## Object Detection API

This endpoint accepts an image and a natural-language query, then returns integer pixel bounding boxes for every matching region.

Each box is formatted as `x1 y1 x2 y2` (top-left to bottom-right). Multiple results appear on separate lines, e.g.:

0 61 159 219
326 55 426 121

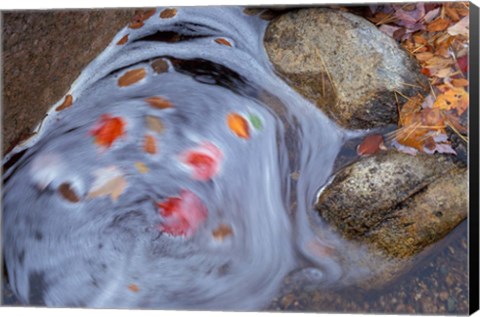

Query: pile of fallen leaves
364 2 469 155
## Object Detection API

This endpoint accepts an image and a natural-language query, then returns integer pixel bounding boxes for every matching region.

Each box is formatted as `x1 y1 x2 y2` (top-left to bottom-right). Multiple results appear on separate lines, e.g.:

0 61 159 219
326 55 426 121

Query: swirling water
2 7 371 310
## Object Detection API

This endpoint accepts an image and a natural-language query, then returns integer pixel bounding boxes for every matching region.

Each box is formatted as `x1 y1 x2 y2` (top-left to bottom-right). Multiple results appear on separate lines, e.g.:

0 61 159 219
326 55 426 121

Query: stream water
3 6 389 310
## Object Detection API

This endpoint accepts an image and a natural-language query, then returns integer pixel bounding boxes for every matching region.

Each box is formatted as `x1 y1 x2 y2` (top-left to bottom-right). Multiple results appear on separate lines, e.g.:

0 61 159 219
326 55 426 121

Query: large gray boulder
264 8 429 129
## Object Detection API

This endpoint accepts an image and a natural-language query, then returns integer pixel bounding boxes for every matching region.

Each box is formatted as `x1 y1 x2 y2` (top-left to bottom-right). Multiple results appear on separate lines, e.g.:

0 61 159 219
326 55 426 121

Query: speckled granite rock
264 8 429 129
315 151 467 259
2 9 138 154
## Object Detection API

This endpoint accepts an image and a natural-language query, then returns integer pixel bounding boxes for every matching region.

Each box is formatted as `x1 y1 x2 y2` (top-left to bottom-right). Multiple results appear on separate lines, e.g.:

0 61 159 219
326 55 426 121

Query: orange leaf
433 87 469 115
421 108 445 128
58 183 80 203
145 96 172 109
451 78 469 87
116 34 129 45
118 68 146 87
160 8 177 19
128 284 139 292
144 134 157 154
215 38 232 47
55 94 73 111
427 18 451 32
91 115 125 148
415 52 434 62
134 162 149 174
227 113 250 139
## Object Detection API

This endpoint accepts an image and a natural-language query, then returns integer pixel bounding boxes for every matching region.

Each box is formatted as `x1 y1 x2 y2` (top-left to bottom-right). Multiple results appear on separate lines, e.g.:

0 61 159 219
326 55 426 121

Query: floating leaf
87 166 127 202
128 9 156 29
157 189 207 237
58 183 80 203
134 162 149 174
212 224 233 241
128 284 139 293
116 34 129 45
56 94 73 111
249 113 263 130
144 134 157 154
227 113 250 139
145 96 172 109
151 59 169 74
180 142 223 181
118 68 146 87
90 114 126 148
160 8 177 19
357 134 385 156
214 38 232 47
145 115 165 134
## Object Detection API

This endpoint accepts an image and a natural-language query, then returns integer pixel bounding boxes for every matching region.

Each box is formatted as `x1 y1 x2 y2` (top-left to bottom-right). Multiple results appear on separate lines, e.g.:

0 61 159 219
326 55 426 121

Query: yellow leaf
87 166 127 202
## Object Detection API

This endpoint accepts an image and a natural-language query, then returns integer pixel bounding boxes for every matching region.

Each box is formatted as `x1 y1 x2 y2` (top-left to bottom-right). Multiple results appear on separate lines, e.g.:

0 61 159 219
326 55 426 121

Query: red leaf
90 114 126 148
157 190 208 237
456 55 468 74
180 142 223 181
357 134 385 156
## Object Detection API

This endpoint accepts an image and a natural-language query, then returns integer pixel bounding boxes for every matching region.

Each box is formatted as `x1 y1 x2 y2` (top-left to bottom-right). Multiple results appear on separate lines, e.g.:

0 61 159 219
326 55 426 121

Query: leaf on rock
90 114 126 148
87 166 127 202
118 68 147 87
227 113 250 139
427 18 450 32
433 87 469 115
447 16 469 36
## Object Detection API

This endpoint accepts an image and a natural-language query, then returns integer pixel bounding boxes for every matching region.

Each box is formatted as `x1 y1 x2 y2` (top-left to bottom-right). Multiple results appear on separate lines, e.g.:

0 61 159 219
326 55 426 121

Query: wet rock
264 8 428 129
2 9 137 154
315 151 467 259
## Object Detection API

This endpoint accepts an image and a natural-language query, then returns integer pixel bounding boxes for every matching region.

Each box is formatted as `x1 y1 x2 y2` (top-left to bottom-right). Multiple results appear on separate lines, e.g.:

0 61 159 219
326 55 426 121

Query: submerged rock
315 150 467 259
264 8 428 129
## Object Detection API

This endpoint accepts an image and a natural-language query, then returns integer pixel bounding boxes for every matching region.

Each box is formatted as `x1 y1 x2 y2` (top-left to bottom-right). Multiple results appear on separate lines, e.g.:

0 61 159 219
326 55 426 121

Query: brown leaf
214 38 232 47
55 94 73 111
151 59 169 74
160 8 177 19
128 284 139 293
427 18 450 32
145 96 172 109
58 183 80 203
142 9 156 21
445 5 460 22
128 20 144 29
144 135 157 154
212 224 233 241
145 115 165 134
116 34 129 45
118 68 146 87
